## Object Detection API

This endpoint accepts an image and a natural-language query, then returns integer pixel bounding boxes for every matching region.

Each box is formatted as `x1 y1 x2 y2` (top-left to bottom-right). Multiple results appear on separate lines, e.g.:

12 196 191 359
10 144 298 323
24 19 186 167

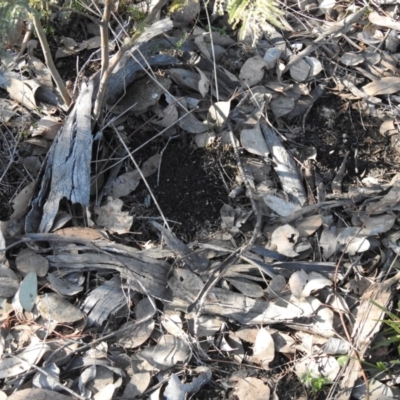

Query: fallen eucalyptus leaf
263 194 300 217
0 341 50 379
369 11 400 31
209 100 230 126
337 227 370 255
240 121 269 156
33 363 62 391
110 154 160 198
123 372 151 398
363 77 400 96
271 224 299 257
239 56 266 87
7 389 71 400
290 59 310 82
18 272 37 312
195 67 210 98
234 377 270 400
305 56 323 77
271 95 295 118
341 52 365 66
16 248 49 277
31 116 62 140
250 328 275 369
164 367 211 400
94 197 133 234
138 334 191 370
37 293 84 323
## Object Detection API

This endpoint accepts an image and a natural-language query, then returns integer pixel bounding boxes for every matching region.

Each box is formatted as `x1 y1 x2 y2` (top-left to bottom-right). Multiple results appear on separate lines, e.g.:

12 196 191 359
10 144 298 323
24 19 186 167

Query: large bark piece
26 81 94 233
261 122 307 206
46 250 172 301
105 54 179 106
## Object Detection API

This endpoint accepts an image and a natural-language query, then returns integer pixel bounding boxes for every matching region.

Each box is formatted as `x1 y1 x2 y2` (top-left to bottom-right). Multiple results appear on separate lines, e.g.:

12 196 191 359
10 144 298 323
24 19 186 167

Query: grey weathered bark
261 121 307 206
26 80 94 233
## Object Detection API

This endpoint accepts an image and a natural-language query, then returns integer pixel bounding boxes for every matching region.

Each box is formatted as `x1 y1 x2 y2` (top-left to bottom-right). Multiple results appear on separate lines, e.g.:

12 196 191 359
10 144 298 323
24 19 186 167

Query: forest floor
2 1 400 399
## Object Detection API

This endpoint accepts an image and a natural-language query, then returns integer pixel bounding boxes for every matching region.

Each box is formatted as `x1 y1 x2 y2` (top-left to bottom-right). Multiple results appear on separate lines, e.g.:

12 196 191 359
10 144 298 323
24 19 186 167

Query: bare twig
15 21 33 62
93 0 169 121
99 0 112 82
30 12 71 108
113 126 171 231
203 0 219 101
228 121 261 248
331 151 350 195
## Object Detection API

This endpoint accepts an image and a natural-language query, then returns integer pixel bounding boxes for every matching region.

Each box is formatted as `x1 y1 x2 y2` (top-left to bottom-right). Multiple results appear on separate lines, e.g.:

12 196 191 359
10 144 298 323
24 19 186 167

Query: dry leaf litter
2 0 400 399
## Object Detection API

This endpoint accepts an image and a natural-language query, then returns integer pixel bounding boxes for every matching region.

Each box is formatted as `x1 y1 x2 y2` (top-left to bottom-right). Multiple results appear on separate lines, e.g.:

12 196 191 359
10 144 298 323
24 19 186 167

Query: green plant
70 0 87 12
175 32 188 50
375 361 389 372
0 0 28 50
206 24 228 36
127 5 147 21
372 300 400 354
217 0 284 43
301 372 331 396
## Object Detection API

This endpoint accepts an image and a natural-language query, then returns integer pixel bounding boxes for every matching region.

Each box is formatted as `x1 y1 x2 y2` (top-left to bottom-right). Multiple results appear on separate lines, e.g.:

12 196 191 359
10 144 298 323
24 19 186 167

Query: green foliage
223 0 283 43
206 24 228 36
375 361 389 372
371 300 400 354
70 0 87 12
0 0 29 50
300 372 331 396
175 32 188 49
119 0 148 21
0 0 57 52
126 6 146 21
337 355 350 367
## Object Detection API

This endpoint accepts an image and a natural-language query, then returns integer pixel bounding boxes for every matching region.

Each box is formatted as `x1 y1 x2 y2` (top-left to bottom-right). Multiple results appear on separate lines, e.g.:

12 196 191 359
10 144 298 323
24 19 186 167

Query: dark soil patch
129 140 233 243
302 95 399 184
275 371 309 400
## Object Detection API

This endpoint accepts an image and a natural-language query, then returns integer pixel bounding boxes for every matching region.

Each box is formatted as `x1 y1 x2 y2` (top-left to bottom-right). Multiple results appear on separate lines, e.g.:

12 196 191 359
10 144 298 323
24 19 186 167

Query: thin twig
228 121 261 248
9 353 86 400
93 0 169 121
30 12 71 108
99 0 112 82
203 0 219 101
113 126 171 231
14 21 33 62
